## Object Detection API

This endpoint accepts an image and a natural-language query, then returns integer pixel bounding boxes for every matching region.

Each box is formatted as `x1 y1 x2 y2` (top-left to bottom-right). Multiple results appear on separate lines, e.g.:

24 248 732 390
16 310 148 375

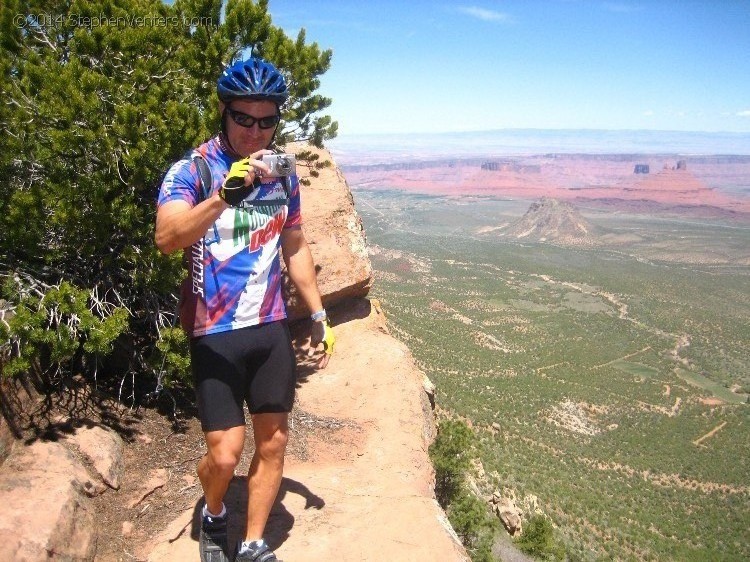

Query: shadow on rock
292 297 372 383
190 476 325 552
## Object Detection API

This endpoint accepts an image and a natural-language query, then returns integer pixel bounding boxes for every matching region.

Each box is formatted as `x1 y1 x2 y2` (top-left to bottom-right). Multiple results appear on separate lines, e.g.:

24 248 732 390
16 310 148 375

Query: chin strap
219 109 243 158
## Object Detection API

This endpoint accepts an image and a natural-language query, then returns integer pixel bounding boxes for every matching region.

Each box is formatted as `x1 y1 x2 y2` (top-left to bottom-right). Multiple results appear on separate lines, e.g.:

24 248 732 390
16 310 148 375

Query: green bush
430 419 474 508
429 420 499 561
448 492 497 562
0 0 336 393
0 281 127 378
514 514 566 561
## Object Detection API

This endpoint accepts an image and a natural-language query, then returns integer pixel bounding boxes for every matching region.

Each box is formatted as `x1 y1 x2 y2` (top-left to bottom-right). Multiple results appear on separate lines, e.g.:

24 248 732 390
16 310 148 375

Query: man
155 57 334 562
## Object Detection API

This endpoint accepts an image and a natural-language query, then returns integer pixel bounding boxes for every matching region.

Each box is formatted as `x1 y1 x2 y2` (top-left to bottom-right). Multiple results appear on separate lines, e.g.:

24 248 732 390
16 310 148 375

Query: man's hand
309 318 335 369
219 158 257 206
219 151 272 206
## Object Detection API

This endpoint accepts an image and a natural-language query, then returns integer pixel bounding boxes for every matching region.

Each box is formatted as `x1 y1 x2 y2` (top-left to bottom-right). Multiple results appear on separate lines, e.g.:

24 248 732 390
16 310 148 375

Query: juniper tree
430 420 474 507
429 420 499 561
0 0 336 397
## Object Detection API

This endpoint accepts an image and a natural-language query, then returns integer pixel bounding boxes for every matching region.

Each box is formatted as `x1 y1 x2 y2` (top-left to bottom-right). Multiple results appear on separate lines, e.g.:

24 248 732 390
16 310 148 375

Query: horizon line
331 127 750 138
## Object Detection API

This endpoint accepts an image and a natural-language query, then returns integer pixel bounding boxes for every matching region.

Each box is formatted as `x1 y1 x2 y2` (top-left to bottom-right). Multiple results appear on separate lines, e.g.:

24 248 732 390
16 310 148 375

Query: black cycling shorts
189 320 296 432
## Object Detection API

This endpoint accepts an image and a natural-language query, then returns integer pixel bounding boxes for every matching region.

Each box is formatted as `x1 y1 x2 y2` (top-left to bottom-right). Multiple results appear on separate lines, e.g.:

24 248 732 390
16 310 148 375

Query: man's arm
280 226 324 314
154 193 228 255
155 151 271 255
281 226 333 368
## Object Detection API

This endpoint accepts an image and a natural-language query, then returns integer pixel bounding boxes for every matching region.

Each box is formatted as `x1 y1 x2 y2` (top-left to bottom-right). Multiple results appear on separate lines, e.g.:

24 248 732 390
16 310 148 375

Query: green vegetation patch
562 291 613 314
675 368 748 405
612 360 661 379
508 299 553 312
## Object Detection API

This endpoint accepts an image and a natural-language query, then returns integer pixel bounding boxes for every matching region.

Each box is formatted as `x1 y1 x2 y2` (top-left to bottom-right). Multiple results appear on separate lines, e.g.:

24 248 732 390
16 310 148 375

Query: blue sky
268 0 750 135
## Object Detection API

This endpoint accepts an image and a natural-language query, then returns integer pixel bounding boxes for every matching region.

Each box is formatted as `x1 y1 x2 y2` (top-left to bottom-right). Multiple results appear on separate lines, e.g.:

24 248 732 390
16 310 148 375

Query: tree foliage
0 0 336 396
430 419 474 508
515 514 566 561
449 493 497 562
429 420 499 561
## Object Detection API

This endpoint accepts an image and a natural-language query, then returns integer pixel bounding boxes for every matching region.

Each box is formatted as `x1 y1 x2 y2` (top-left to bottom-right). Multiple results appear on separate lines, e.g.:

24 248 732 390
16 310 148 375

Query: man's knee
208 446 242 475
204 427 244 476
253 414 289 459
260 427 288 457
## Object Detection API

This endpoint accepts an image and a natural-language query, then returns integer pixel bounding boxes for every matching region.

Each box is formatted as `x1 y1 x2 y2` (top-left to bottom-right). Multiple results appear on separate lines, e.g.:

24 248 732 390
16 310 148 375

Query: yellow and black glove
219 158 261 206
311 318 335 356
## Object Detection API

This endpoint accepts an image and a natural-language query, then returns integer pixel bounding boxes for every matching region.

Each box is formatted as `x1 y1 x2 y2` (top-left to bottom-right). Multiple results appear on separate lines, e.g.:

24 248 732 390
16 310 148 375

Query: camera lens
278 157 291 174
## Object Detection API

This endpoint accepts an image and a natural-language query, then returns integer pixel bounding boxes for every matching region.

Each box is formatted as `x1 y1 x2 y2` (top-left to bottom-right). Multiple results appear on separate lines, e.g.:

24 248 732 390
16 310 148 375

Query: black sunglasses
226 107 280 129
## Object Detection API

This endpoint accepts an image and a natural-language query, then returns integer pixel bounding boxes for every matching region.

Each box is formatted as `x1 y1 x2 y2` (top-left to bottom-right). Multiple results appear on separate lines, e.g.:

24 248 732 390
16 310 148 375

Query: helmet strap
219 108 242 158
268 105 282 151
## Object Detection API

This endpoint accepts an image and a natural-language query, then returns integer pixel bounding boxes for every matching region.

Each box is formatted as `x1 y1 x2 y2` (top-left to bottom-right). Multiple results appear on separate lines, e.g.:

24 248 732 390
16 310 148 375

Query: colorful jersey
157 136 302 337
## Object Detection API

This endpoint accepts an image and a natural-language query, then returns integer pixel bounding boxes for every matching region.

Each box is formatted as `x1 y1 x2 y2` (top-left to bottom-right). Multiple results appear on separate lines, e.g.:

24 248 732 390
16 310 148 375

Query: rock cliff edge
0 146 468 562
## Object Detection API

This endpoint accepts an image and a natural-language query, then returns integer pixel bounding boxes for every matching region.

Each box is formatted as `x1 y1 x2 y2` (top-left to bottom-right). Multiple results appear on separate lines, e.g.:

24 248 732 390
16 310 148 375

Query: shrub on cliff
0 0 336 396
430 420 498 561
515 514 566 561
431 419 473 507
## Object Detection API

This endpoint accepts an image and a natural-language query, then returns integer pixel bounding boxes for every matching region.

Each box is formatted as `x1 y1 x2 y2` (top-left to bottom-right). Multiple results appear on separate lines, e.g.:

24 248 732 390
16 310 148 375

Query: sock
240 539 265 553
202 503 226 519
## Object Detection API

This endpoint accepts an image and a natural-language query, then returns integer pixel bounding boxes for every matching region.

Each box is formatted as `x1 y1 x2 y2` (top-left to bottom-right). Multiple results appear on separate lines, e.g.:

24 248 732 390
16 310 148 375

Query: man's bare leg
245 412 289 541
198 425 246 515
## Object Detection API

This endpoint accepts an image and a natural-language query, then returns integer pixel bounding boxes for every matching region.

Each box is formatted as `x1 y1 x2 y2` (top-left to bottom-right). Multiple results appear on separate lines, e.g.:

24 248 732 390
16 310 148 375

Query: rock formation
282 143 372 320
489 492 523 536
487 489 543 538
342 153 750 218
617 167 724 206
0 427 122 561
498 197 600 246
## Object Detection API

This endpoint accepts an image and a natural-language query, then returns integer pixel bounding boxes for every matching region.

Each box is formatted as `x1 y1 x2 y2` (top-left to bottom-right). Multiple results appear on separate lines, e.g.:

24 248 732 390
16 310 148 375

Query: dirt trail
590 346 651 370
693 421 728 447
143 299 468 562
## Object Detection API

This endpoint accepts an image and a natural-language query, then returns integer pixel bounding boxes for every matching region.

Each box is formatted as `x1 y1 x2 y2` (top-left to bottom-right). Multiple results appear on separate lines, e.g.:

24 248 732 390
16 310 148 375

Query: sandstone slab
0 441 96 561
144 299 468 561
283 144 372 320
65 424 124 490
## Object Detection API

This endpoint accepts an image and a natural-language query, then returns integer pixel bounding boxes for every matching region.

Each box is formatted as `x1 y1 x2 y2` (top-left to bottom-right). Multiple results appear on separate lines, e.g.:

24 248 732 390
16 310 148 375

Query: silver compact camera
262 153 297 177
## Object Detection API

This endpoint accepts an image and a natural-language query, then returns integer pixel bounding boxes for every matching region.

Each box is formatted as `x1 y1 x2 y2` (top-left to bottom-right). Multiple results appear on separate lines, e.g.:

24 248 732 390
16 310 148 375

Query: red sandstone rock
65 424 125 490
282 144 372 320
344 155 750 217
0 441 97 561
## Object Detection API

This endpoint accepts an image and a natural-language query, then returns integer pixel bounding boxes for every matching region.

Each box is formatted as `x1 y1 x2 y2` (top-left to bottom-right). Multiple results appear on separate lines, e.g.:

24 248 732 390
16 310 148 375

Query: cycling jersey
157 136 302 337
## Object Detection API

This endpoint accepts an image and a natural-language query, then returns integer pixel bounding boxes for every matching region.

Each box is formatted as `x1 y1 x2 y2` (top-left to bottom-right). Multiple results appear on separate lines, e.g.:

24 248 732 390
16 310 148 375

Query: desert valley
335 133 750 561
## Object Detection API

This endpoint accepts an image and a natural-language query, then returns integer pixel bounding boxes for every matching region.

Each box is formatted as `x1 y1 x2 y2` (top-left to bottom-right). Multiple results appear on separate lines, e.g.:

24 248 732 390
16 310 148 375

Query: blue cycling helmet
217 57 288 105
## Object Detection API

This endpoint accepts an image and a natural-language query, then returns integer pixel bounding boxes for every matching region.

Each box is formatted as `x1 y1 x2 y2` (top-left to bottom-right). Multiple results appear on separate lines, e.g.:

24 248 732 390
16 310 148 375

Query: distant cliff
342 154 750 172
342 153 750 219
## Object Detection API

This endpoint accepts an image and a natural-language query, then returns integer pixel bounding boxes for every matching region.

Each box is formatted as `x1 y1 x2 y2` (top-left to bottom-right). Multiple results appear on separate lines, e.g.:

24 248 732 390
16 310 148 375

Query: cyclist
155 57 334 562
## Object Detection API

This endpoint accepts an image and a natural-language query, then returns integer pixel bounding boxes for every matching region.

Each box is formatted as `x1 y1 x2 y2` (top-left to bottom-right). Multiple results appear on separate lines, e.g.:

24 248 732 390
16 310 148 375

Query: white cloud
737 110 750 117
643 110 654 116
458 6 511 22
